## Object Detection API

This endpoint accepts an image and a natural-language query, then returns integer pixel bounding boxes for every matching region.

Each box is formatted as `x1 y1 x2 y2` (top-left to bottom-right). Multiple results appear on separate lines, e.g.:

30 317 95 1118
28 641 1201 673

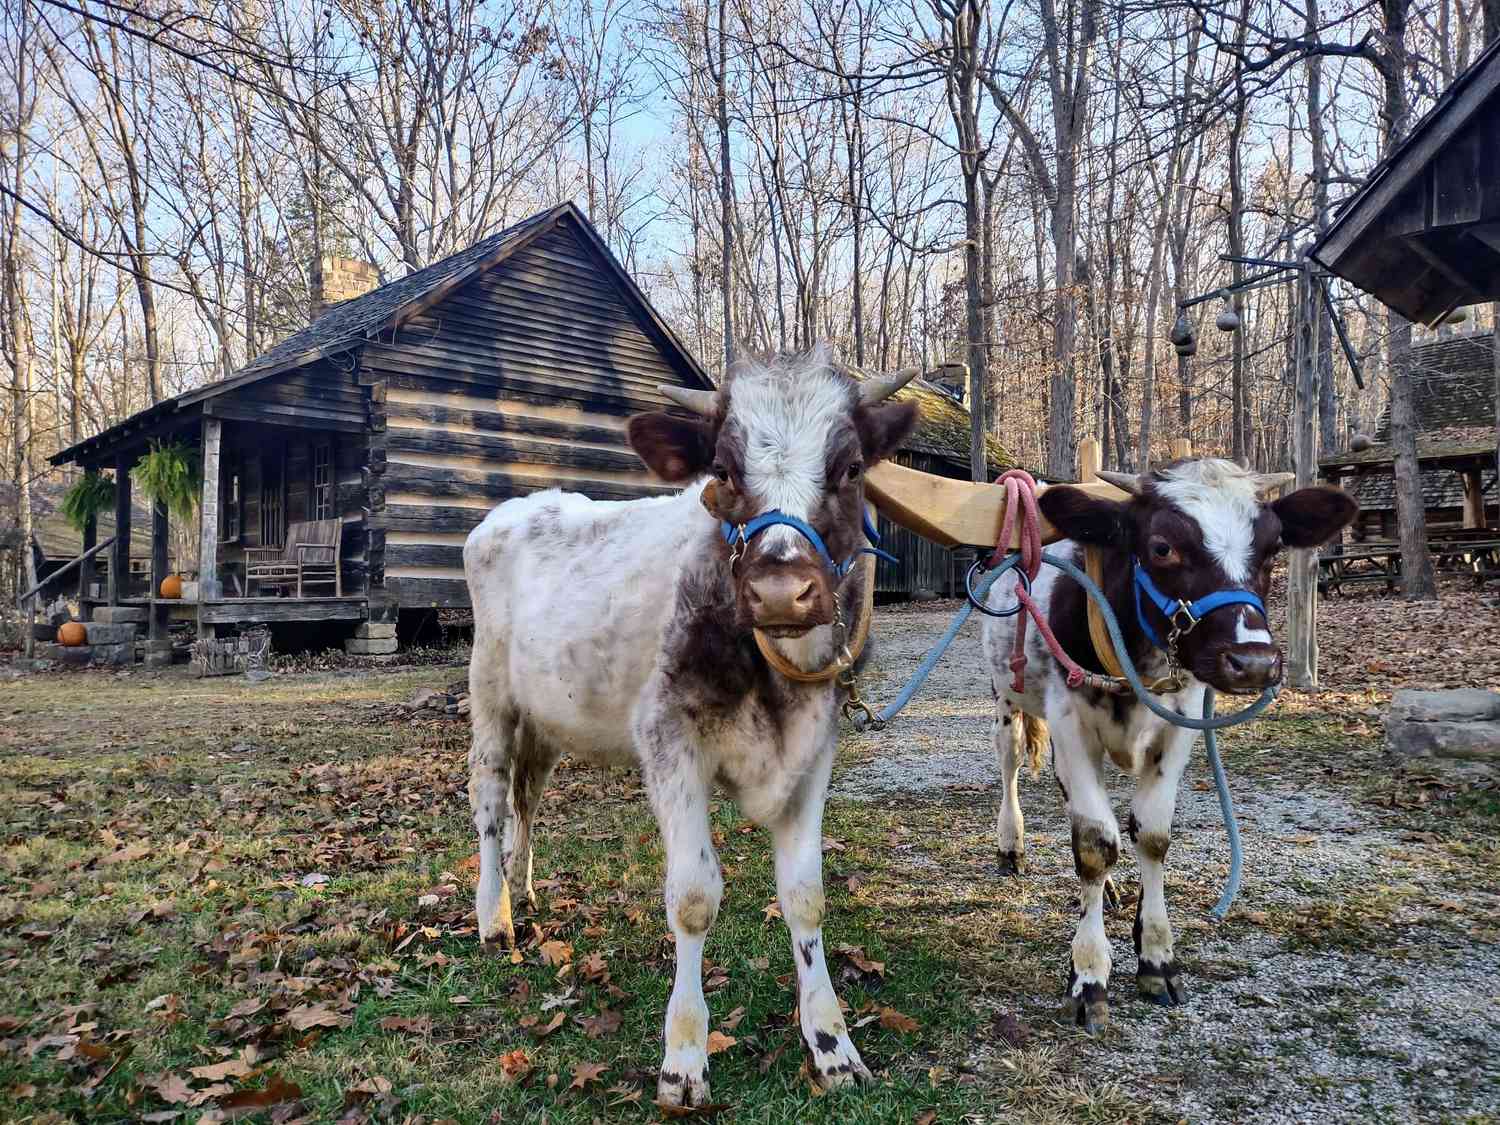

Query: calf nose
1218 646 1283 692
746 571 822 627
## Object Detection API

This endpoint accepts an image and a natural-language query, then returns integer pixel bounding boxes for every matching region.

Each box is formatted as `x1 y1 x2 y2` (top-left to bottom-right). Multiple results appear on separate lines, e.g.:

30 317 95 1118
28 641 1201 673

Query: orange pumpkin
160 574 183 599
58 621 87 647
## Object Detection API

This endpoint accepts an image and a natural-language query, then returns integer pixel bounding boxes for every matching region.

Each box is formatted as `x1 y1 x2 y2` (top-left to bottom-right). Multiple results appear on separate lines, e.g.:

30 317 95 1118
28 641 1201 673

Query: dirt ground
1 582 1497 1123
838 585 1500 1124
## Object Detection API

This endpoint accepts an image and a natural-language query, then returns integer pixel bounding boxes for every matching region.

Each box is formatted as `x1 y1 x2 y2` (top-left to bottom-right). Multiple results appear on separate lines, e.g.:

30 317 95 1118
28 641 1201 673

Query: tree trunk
713 0 735 370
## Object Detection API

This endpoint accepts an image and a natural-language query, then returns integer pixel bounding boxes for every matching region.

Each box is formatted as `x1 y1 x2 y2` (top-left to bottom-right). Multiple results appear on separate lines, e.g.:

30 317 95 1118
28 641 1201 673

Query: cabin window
261 453 285 546
221 457 242 542
311 441 334 521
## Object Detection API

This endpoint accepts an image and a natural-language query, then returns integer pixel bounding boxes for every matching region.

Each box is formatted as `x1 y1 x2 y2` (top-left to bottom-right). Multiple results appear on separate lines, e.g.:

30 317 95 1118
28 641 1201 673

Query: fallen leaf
879 1006 919 1033
285 1003 349 1031
190 1059 255 1082
579 1010 622 1039
215 1073 302 1113
570 1060 609 1090
101 841 151 865
529 1011 566 1039
539 939 574 967
915 1112 937 1125
499 1048 533 1084
990 1011 1032 1048
719 1006 746 1032
145 1072 195 1105
655 1099 730 1118
343 1075 393 1106
706 1030 737 1055
379 1015 432 1034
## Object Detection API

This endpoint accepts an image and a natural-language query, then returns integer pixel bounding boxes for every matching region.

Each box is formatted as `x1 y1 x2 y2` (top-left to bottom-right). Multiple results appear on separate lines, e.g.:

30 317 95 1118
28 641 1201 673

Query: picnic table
1319 536 1500 594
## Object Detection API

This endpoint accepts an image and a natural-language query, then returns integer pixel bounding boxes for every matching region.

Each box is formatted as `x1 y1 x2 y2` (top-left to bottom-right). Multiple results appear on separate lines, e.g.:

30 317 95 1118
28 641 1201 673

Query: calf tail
1021 712 1047 778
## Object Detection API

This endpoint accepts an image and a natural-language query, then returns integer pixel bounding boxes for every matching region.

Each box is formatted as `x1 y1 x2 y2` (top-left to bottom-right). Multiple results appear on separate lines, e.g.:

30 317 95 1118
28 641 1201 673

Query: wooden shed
48 202 713 636
1311 38 1500 323
1319 332 1497 537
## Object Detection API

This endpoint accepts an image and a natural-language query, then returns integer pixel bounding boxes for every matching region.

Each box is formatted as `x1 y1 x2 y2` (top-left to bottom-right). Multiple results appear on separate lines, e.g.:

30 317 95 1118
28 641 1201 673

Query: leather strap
752 551 875 684
1083 545 1127 680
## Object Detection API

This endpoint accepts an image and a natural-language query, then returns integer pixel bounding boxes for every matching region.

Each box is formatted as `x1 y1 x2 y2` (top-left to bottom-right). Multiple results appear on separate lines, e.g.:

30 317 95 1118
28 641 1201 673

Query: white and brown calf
463 348 918 1106
981 459 1356 1031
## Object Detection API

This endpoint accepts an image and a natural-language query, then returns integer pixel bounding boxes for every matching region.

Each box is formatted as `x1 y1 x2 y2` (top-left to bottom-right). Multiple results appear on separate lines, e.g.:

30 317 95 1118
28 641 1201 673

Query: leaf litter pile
0 669 983 1123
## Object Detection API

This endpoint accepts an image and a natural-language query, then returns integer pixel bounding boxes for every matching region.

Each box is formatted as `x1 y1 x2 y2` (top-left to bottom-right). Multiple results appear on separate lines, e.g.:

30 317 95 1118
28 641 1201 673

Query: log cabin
47 203 714 642
47 201 1008 648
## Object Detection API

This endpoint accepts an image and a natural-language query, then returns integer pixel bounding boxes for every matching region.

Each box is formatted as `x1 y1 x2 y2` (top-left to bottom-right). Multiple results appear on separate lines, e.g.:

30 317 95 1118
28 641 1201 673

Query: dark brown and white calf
463 349 917 1106
981 459 1355 1031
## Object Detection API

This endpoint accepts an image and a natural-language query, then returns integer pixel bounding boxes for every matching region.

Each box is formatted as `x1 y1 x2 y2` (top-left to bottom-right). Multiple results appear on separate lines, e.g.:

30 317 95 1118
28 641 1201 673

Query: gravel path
834 602 1500 1124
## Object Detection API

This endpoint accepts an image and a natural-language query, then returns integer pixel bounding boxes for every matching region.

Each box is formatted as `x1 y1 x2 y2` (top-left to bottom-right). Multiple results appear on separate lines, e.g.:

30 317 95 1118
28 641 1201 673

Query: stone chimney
310 256 380 321
930 361 970 407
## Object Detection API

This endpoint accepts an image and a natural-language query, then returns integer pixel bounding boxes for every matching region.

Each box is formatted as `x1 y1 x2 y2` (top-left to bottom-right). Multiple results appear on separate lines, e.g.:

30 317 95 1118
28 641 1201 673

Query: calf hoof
1062 971 1109 1035
997 848 1027 876
1137 961 1187 1007
657 1060 711 1108
804 1029 873 1090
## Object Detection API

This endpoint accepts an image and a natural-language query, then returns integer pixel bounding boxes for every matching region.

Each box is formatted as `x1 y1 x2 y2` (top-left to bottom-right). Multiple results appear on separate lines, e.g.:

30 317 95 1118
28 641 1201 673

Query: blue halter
1132 560 1267 650
721 510 897 579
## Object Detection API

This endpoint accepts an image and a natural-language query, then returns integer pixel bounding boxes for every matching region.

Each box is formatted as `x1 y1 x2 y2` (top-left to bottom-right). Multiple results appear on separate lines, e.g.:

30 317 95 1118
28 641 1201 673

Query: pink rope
985 470 1088 693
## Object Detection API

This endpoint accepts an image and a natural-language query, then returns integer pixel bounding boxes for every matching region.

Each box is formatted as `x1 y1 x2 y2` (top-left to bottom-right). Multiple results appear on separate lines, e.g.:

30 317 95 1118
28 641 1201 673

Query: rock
32 623 57 642
85 622 139 645
457 697 471 717
143 638 174 654
301 873 330 888
354 622 397 640
346 636 398 656
1386 689 1500 761
410 687 442 710
92 606 148 625
40 644 93 667
428 693 450 710
143 650 174 670
91 642 133 667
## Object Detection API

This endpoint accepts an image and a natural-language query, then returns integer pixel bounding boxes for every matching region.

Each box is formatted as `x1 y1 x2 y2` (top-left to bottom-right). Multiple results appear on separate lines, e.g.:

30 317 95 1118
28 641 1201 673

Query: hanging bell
1215 293 1241 333
1170 310 1197 357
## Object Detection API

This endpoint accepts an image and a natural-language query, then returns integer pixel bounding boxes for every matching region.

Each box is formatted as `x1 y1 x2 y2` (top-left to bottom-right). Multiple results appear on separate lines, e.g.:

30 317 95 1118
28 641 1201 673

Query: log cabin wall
356 216 692 609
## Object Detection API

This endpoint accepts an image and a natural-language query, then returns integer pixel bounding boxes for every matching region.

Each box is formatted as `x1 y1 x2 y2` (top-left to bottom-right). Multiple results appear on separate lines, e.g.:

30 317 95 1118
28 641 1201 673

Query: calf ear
855 401 919 464
627 412 716 483
1272 486 1358 548
1038 485 1130 546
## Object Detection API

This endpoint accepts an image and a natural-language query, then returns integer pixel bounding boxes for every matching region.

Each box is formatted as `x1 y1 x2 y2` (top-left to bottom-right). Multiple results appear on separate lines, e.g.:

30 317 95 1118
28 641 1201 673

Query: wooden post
150 501 169 642
1078 436 1101 483
110 451 132 605
1286 257 1320 690
1461 469 1485 529
78 505 97 603
198 418 223 618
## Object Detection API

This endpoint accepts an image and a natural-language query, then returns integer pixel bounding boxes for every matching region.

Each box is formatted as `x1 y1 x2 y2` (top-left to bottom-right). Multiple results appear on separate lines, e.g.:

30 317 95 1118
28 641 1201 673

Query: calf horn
1254 471 1296 495
857 365 921 405
1096 470 1145 496
658 385 719 417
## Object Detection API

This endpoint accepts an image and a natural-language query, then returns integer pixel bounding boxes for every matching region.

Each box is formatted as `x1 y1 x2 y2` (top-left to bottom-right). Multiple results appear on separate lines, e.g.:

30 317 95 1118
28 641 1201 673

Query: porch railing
16 535 117 661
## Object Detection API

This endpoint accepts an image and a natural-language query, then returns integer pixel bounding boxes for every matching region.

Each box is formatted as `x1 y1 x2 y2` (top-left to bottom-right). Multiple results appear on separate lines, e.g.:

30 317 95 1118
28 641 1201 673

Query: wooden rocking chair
244 518 342 597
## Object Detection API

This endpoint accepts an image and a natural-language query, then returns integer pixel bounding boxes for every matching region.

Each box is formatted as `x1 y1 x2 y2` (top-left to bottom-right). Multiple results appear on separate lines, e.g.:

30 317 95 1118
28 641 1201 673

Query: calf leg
468 688 520 946
1053 724 1118 1034
1130 732 1193 1006
506 730 561 913
993 698 1027 875
771 752 872 1090
645 747 722 1108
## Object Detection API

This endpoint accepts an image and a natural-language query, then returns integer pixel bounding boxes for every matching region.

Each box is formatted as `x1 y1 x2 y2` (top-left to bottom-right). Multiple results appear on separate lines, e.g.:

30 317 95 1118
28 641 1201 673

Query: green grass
0 668 1150 1124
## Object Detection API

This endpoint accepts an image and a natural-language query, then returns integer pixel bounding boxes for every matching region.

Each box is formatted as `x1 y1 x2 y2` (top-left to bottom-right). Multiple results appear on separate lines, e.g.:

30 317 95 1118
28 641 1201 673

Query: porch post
150 501 169 642
78 504 97 602
1286 257 1320 690
109 451 132 606
1461 468 1485 529
198 417 222 602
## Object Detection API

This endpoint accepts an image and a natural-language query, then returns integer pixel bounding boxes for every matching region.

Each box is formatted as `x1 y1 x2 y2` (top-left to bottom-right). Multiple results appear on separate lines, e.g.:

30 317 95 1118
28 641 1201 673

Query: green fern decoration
59 471 117 533
132 440 201 524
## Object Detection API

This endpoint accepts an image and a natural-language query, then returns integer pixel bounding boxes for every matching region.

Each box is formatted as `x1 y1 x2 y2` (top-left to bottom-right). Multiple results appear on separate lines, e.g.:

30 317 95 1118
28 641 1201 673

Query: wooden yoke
864 450 1127 550
865 436 1192 550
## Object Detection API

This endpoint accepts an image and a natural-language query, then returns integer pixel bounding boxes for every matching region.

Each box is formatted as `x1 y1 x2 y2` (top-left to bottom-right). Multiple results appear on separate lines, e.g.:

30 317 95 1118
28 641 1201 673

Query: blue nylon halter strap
1132 559 1267 650
721 510 897 578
